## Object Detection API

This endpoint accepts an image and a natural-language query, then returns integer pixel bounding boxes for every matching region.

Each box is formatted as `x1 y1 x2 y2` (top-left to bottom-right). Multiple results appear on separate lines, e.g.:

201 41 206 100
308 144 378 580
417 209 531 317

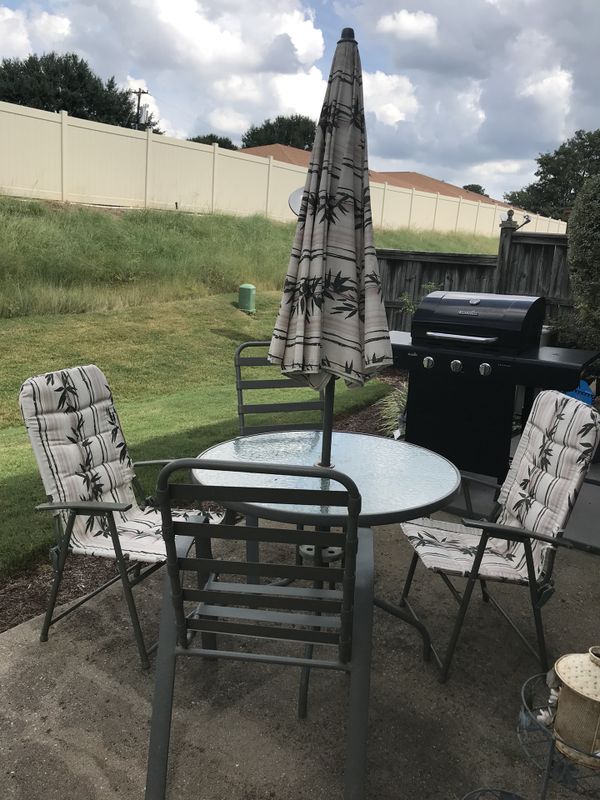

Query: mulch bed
0 369 407 635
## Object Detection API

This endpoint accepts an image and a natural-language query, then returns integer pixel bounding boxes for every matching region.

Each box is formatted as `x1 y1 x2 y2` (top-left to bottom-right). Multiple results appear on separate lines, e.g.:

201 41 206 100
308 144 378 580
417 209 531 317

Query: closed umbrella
269 27 393 466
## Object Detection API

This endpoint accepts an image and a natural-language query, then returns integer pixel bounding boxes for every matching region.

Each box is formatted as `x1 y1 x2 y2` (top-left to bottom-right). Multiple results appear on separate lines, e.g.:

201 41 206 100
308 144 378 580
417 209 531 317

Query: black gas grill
392 291 600 479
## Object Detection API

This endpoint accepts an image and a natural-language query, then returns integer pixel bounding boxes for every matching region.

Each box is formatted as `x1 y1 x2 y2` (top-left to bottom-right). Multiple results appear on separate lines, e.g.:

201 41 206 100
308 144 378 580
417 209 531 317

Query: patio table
193 430 461 653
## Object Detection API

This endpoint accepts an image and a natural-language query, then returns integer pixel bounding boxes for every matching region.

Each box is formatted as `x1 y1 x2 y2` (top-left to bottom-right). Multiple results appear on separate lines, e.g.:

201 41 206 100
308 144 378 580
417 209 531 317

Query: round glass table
193 430 461 527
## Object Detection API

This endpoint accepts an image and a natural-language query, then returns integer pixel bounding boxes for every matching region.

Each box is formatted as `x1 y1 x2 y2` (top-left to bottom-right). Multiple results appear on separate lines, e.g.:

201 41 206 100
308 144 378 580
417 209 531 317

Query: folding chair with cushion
19 364 203 668
145 458 374 800
399 390 600 682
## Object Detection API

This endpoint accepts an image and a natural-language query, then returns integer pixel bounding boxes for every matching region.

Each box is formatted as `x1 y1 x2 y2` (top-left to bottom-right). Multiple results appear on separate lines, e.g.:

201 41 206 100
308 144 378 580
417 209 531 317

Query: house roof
240 144 509 207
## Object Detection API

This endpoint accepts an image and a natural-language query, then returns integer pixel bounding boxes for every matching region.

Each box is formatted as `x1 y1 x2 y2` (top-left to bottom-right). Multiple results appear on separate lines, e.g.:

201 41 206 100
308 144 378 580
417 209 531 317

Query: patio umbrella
269 27 393 467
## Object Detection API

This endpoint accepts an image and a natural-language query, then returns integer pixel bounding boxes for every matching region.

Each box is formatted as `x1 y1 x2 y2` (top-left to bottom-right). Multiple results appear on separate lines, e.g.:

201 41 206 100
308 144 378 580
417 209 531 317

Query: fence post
432 192 440 230
407 187 415 229
144 128 151 209
454 196 462 231
380 181 388 228
60 110 68 202
494 209 519 293
211 143 219 213
265 155 273 217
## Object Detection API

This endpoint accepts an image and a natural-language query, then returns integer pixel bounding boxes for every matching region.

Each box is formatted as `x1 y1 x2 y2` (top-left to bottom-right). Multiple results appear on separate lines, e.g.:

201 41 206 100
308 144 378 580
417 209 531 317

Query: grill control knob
450 359 463 373
479 362 492 377
422 356 435 369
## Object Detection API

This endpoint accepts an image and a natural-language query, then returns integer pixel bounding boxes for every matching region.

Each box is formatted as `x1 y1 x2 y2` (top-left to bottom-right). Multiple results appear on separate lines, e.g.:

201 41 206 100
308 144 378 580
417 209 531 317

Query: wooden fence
378 222 571 330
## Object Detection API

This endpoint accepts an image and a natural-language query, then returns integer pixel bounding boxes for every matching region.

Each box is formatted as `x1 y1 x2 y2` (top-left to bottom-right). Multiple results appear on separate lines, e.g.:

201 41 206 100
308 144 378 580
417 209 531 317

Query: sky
1 0 599 201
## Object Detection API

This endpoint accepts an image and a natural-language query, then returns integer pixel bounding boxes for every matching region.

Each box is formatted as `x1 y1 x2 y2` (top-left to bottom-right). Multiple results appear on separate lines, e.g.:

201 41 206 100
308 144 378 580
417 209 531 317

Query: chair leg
245 514 260 585
297 644 313 720
480 579 490 603
40 514 74 642
108 514 150 669
298 538 324 719
398 551 419 607
145 573 179 800
531 600 548 671
439 576 478 683
344 529 374 800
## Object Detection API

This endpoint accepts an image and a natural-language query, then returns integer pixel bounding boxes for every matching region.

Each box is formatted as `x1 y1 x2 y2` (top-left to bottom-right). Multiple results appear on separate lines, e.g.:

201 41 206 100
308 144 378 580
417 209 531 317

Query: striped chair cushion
403 390 600 584
20 365 193 563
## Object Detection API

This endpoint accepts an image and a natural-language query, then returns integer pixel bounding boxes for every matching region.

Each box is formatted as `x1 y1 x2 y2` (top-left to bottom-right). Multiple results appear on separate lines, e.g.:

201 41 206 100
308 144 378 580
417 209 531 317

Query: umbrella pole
319 378 335 467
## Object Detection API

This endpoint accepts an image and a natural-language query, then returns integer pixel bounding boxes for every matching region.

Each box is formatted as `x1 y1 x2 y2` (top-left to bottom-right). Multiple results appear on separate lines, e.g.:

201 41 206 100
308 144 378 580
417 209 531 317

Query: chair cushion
20 365 198 564
402 518 531 584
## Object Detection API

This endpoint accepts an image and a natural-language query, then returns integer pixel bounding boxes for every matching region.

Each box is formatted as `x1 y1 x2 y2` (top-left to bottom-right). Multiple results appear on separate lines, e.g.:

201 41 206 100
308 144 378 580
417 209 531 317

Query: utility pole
130 87 149 129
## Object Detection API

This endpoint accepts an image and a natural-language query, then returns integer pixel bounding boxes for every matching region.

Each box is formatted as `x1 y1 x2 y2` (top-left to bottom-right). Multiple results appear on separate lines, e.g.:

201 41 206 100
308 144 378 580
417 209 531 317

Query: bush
568 174 600 348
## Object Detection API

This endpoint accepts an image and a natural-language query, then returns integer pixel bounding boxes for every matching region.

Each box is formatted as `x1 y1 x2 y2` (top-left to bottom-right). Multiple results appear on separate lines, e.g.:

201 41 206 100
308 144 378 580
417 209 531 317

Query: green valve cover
238 283 256 313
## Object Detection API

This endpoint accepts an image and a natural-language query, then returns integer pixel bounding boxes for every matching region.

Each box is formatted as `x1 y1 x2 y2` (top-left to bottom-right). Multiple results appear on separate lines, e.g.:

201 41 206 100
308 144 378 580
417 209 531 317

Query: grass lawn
0 199 498 578
0 196 499 318
0 291 389 578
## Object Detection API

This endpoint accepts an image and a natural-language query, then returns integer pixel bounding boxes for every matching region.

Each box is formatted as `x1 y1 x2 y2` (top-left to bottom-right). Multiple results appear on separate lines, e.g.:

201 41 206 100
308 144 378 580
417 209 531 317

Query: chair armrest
133 460 174 468
36 500 132 515
462 518 564 547
460 472 502 491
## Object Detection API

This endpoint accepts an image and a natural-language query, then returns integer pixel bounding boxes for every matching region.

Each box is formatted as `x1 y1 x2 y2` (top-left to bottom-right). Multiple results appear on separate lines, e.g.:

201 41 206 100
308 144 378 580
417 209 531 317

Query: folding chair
399 390 600 681
145 458 374 800
19 364 203 668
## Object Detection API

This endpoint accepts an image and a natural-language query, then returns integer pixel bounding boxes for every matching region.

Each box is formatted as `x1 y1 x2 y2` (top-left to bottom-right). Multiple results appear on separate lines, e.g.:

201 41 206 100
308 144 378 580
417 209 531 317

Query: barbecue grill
391 291 600 479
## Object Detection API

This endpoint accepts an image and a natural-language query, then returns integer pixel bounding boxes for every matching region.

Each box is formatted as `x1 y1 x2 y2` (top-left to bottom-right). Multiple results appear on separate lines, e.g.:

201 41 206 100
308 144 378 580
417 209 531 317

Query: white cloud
274 10 323 64
518 68 572 135
208 107 250 135
363 71 418 124
0 7 30 59
213 75 265 105
376 9 438 43
0 6 70 60
270 67 327 118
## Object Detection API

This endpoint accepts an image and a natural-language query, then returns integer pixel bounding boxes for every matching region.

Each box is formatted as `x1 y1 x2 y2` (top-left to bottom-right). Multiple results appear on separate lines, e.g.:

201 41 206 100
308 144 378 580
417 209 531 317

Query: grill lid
411 291 546 353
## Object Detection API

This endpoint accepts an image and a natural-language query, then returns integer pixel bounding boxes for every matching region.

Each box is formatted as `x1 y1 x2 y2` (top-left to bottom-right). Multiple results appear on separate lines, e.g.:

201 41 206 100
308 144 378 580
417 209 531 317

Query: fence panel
0 100 568 235
378 250 497 330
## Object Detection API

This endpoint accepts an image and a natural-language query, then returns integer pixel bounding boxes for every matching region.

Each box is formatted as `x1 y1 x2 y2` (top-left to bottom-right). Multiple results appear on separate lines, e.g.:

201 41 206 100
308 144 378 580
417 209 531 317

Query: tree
567 173 600 348
504 129 600 220
0 52 159 130
462 184 488 196
242 114 316 150
187 134 238 150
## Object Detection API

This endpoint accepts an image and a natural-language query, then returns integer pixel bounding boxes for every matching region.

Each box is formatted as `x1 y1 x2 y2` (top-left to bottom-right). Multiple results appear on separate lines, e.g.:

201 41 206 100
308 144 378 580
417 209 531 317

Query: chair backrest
235 340 324 435
19 364 140 538
496 389 600 575
157 458 361 665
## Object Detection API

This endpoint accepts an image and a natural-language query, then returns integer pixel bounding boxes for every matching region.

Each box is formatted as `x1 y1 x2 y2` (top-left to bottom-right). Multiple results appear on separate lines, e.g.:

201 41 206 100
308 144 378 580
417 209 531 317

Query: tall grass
0 195 498 318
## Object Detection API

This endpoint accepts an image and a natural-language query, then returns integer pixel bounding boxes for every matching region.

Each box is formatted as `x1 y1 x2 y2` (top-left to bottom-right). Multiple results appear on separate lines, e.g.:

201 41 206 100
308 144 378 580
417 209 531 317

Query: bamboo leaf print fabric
269 31 393 388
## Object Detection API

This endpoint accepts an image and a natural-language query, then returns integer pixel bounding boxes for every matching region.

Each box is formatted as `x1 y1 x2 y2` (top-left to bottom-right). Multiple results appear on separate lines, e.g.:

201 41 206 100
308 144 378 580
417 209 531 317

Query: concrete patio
1 472 599 800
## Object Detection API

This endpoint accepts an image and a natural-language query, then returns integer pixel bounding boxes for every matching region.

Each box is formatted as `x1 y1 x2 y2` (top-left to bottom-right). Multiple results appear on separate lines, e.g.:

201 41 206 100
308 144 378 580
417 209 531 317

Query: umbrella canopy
268 28 393 392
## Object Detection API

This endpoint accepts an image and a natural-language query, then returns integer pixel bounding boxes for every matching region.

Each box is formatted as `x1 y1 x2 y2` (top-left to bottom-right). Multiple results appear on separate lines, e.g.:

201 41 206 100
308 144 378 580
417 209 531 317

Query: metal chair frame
234 340 325 435
145 458 374 800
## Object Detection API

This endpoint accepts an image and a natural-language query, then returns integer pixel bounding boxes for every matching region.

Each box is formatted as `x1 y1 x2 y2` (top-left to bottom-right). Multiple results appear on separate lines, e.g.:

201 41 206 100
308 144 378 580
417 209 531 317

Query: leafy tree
0 52 160 130
567 174 600 348
187 134 238 150
504 129 600 219
462 184 488 196
242 114 316 150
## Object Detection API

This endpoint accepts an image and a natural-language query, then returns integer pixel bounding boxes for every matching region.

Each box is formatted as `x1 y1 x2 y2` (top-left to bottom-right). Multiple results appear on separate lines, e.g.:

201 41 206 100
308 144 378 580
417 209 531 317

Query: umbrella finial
340 28 356 41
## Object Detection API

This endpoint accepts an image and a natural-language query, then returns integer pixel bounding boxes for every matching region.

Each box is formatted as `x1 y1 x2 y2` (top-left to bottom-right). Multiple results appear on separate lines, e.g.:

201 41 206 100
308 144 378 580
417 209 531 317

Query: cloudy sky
1 0 599 200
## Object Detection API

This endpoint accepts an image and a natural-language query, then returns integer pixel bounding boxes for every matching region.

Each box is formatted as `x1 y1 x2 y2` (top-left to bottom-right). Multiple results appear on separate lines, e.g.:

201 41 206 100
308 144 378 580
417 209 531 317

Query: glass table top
194 430 461 526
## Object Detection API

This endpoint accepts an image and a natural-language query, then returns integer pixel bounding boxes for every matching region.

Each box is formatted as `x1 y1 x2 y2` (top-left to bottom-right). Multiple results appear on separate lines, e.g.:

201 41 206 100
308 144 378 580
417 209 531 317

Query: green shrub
568 174 600 348
375 386 407 437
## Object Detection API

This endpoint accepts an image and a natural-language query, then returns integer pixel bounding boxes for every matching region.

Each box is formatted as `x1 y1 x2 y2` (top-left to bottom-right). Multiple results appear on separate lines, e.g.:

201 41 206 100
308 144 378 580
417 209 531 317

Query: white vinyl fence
0 101 566 235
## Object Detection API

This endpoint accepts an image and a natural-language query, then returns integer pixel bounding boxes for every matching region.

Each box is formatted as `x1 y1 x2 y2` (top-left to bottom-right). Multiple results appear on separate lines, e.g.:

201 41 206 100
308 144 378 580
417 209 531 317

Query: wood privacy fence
0 100 567 236
378 222 571 330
